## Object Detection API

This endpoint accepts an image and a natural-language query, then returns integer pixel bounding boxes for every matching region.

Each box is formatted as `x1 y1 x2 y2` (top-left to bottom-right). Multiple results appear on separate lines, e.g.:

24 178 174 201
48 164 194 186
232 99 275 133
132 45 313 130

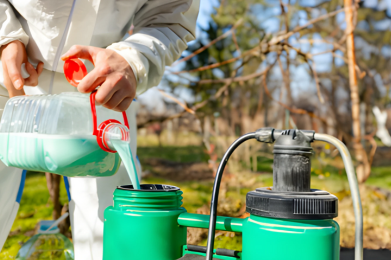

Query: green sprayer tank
103 128 363 260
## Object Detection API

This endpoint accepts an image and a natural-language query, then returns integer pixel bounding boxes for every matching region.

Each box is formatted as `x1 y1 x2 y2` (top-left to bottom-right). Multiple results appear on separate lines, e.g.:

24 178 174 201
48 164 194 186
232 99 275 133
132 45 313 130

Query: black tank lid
246 188 338 220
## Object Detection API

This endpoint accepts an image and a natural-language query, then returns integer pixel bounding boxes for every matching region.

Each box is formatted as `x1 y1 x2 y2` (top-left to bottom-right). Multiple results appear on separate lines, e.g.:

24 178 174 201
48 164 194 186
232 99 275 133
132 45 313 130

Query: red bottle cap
63 59 87 87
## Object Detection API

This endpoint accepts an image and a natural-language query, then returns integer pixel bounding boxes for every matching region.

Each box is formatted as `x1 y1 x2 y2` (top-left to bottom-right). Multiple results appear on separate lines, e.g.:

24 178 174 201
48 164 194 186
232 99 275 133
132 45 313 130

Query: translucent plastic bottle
0 91 130 177
16 220 74 260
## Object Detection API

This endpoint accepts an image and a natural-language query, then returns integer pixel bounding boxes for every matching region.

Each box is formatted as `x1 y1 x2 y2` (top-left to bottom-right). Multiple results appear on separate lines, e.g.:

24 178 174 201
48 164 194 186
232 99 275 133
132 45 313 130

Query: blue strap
16 170 27 203
63 176 71 202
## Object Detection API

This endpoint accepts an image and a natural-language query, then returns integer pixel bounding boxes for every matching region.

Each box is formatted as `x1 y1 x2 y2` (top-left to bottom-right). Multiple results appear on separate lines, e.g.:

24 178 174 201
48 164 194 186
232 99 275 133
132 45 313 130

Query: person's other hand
0 40 44 97
61 45 137 112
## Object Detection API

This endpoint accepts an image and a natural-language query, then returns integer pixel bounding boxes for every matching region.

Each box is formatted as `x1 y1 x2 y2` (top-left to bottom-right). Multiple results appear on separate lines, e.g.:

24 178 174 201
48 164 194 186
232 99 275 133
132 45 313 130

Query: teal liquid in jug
0 133 121 177
0 133 140 187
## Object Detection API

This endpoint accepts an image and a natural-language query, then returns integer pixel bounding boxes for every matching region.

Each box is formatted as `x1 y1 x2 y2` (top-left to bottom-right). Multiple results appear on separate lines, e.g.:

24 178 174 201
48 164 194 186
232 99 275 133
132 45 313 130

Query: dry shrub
336 185 391 249
187 205 210 245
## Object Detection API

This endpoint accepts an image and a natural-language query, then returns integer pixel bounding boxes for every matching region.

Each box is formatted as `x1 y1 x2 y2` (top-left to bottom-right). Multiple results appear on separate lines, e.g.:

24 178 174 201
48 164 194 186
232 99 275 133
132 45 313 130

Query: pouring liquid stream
111 139 140 190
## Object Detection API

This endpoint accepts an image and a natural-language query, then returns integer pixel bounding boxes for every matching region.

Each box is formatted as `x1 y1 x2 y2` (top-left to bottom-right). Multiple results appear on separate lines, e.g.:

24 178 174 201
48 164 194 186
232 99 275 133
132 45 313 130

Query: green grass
200 235 243 251
366 166 391 190
0 173 69 259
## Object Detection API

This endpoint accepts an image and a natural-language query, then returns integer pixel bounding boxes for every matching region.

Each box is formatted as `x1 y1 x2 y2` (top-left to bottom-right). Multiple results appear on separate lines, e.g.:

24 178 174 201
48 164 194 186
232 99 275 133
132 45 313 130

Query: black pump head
273 130 313 192
273 129 313 156
246 129 338 220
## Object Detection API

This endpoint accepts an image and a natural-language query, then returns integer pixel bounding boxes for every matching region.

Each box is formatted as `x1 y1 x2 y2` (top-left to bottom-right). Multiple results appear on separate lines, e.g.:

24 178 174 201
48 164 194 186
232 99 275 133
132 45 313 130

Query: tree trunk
45 172 62 219
344 0 371 183
45 172 70 236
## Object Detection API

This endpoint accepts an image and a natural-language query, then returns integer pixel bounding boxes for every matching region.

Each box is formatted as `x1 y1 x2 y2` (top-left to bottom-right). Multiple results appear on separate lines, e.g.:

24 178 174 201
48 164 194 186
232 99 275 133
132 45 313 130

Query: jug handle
90 90 130 136
89 90 130 153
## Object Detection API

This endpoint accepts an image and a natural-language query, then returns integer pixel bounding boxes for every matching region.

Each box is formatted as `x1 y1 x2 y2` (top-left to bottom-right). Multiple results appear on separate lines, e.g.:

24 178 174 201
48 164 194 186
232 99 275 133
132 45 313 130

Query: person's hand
0 40 44 97
61 45 137 112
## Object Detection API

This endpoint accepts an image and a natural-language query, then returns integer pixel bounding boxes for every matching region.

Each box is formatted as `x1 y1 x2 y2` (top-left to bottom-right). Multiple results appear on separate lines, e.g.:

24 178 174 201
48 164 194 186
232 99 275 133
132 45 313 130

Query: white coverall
0 0 199 259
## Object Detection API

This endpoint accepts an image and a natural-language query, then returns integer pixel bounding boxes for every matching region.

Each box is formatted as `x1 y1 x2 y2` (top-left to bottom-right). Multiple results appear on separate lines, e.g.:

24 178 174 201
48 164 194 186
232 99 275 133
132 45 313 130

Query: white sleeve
107 0 200 95
0 1 29 47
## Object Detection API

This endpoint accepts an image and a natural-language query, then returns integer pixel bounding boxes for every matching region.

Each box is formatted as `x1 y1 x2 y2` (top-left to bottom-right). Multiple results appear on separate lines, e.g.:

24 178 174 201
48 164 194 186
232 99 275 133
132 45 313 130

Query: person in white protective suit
0 0 199 259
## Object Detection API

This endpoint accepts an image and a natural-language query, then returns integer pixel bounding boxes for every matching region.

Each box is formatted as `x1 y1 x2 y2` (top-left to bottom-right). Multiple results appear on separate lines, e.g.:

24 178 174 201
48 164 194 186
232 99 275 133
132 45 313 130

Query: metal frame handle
314 133 363 260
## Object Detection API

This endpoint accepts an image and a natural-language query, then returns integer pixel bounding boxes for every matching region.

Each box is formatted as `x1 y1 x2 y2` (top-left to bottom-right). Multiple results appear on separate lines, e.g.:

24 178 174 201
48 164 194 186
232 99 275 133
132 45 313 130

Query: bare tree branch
171 43 262 75
364 131 377 166
295 39 347 53
192 59 249 110
172 56 242 75
269 7 349 45
197 67 269 84
262 68 329 126
157 89 195 114
232 32 241 55
173 18 244 66
308 62 325 103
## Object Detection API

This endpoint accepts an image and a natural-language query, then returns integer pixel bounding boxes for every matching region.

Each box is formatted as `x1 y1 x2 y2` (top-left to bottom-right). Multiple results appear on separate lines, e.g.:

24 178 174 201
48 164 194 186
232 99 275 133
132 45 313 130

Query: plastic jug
16 219 74 260
0 59 130 177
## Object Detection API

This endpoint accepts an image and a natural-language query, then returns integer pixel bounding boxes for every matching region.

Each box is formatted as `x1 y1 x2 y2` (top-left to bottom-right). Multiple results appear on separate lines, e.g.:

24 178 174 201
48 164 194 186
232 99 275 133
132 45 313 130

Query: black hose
205 132 257 260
